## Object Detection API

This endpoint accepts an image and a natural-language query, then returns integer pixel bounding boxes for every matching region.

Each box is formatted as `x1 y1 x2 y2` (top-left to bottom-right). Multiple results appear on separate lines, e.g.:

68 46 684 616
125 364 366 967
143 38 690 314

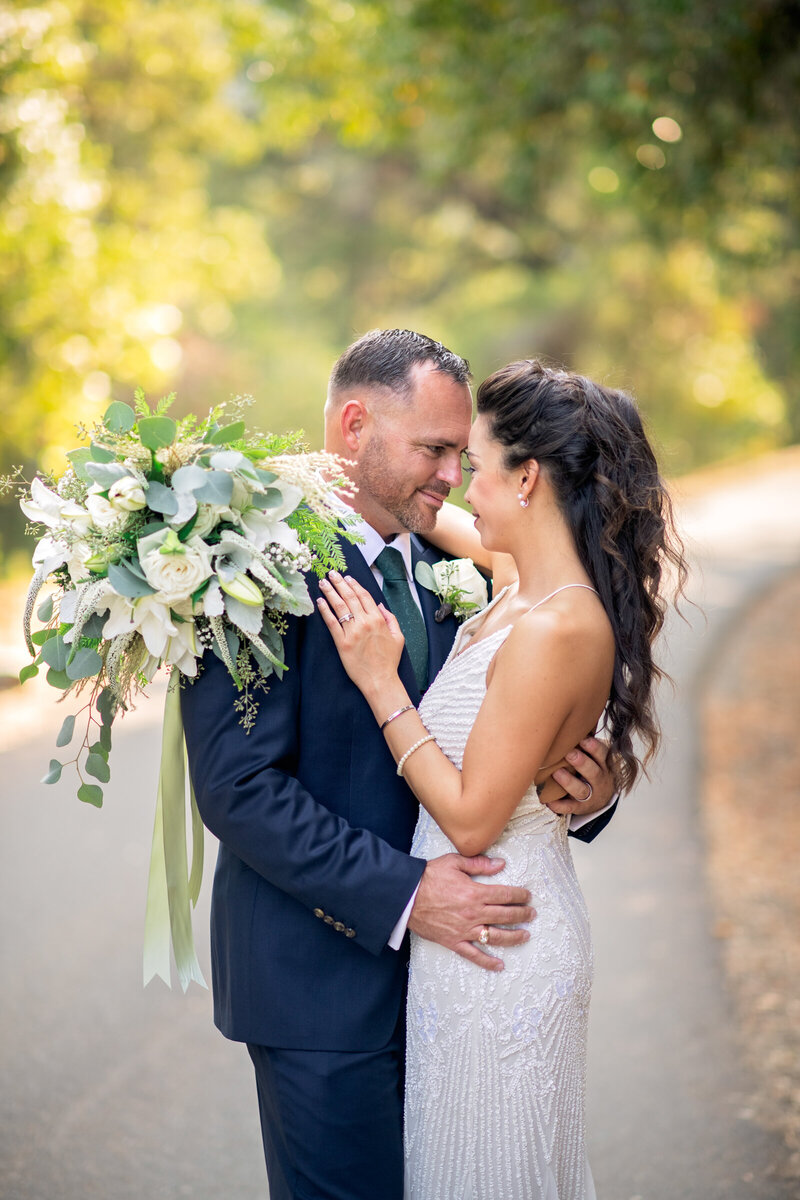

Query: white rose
86 489 130 531
139 532 213 605
107 475 147 512
432 558 488 610
191 502 224 539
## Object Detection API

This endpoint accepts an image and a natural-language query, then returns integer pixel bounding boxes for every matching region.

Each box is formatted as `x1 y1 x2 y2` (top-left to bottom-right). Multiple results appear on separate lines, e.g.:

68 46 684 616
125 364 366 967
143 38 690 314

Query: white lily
101 593 179 659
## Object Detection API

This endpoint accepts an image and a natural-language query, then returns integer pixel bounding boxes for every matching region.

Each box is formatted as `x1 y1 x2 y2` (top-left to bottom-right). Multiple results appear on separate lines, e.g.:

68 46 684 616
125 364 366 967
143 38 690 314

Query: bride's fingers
329 571 375 616
318 577 353 623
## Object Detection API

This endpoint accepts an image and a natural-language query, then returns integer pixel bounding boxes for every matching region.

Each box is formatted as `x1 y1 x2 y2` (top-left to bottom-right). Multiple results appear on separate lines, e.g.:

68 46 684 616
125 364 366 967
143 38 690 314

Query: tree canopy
1 0 798 564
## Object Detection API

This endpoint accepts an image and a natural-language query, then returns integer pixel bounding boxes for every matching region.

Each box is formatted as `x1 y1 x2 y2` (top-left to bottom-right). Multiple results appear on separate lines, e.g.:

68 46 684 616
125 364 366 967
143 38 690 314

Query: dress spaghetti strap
527 583 598 613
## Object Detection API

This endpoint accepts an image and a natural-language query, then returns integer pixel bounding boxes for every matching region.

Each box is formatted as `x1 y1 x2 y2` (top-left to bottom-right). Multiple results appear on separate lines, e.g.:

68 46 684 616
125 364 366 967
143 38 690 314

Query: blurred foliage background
1 0 798 572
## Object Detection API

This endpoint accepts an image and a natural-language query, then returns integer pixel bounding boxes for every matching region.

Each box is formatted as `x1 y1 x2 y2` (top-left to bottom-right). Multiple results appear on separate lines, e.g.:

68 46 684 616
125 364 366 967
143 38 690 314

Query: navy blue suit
181 534 616 1197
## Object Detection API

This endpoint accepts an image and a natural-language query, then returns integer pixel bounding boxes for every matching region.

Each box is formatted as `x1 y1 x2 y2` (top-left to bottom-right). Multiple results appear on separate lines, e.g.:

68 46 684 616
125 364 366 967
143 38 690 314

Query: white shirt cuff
568 793 618 832
388 882 422 950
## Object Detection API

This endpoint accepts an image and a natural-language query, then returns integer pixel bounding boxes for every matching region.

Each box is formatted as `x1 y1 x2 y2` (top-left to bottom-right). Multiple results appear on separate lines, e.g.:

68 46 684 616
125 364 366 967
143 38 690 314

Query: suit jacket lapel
339 536 423 703
412 540 459 683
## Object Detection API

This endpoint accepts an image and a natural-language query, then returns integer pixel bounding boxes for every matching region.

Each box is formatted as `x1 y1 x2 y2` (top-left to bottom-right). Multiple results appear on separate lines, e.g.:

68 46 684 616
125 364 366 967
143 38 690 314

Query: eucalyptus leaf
144 480 179 516
31 628 58 646
37 594 54 622
138 416 177 450
104 401 136 433
46 667 72 690
56 714 76 747
96 688 117 726
89 740 109 761
254 469 278 485
85 752 111 783
19 663 39 684
107 561 157 598
41 759 62 785
207 421 245 445
40 635 69 670
78 782 104 807
171 464 209 493
84 461 129 487
66 448 94 483
90 441 116 463
99 722 112 753
193 471 233 506
66 645 103 681
250 489 285 511
414 561 437 591
80 612 107 640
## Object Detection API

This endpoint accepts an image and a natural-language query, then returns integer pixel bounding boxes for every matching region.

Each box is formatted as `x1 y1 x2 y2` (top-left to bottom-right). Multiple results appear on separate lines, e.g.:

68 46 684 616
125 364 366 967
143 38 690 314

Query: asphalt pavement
2 450 799 1200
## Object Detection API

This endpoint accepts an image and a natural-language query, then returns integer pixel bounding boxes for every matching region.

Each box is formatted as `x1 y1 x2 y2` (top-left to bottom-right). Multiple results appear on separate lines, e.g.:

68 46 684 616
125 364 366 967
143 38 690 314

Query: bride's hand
317 572 405 695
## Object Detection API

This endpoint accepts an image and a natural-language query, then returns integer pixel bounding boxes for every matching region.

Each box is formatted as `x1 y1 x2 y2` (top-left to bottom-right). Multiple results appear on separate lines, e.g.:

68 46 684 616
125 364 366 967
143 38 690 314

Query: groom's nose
435 450 463 490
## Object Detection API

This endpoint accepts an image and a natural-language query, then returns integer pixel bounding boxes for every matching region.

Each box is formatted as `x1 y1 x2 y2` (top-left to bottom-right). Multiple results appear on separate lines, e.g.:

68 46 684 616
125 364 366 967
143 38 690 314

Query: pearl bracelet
396 734 436 777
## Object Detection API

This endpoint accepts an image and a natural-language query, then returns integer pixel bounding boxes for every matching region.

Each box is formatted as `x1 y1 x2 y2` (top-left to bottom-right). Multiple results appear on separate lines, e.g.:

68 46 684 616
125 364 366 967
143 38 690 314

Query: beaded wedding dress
405 588 596 1200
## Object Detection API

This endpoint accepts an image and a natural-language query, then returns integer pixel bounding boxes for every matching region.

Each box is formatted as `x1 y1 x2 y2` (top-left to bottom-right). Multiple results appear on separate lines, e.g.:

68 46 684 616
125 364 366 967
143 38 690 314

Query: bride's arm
430 502 518 589
318 574 602 856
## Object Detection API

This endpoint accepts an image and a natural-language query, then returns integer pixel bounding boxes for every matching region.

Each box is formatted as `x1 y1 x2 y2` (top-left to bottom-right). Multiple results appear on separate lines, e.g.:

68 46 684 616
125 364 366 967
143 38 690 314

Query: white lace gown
405 597 596 1200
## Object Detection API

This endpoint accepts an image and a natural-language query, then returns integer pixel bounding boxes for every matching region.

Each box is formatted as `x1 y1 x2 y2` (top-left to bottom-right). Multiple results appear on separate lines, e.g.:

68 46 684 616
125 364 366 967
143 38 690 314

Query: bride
317 359 685 1199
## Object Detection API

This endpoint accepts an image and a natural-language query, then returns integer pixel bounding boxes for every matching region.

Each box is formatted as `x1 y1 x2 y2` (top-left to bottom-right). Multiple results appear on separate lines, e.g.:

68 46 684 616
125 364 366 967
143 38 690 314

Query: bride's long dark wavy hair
476 360 687 792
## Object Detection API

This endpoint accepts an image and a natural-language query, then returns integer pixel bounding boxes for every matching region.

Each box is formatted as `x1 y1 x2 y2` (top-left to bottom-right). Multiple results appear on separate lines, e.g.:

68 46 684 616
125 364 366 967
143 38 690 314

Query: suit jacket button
324 915 334 924
333 921 345 932
345 928 356 938
313 908 324 919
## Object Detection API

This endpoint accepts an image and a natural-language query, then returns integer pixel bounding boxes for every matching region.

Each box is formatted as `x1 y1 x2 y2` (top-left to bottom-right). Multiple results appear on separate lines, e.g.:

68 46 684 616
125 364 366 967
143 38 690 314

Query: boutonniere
414 557 489 623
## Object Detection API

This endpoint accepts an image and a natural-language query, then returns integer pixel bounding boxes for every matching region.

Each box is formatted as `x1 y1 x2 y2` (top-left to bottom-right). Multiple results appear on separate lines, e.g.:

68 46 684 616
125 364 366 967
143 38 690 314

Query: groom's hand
539 735 617 817
408 854 534 972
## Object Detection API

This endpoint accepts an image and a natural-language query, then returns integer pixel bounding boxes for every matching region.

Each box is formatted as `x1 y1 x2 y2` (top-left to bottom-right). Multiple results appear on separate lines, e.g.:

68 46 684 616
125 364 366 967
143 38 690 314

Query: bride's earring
518 492 529 509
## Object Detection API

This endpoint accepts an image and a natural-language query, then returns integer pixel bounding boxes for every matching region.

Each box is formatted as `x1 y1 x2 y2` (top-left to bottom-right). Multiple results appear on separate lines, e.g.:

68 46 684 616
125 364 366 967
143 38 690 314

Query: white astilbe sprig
23 563 51 654
208 614 237 678
258 452 355 516
105 631 142 699
67 580 111 646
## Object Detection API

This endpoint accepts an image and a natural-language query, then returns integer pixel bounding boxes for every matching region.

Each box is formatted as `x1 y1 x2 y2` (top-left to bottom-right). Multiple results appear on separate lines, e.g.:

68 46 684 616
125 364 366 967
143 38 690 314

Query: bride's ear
518 459 540 506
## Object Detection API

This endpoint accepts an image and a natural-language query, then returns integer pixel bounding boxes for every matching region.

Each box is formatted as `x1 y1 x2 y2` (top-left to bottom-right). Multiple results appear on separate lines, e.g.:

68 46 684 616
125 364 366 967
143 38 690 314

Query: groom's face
359 362 472 535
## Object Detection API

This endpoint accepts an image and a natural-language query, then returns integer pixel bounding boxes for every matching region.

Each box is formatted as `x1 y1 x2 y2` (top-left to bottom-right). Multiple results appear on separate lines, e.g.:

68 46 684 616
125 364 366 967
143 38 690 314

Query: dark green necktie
375 545 429 693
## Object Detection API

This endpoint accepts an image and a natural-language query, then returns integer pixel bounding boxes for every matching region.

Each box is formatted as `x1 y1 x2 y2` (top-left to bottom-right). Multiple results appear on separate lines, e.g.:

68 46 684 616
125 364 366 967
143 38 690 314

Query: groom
181 329 617 1200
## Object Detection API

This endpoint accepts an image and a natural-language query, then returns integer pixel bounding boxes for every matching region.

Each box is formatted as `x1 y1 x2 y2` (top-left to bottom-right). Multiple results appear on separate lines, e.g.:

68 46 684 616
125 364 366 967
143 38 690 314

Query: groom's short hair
328 329 470 403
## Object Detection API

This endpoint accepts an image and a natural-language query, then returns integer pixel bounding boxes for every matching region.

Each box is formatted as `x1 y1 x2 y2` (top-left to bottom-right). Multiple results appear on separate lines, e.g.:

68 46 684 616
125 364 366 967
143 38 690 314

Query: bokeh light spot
588 166 620 193
636 144 666 169
652 116 683 143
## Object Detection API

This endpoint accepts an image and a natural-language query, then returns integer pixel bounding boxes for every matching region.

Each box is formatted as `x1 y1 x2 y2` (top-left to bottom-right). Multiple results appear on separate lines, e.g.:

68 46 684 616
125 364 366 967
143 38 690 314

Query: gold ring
478 926 490 946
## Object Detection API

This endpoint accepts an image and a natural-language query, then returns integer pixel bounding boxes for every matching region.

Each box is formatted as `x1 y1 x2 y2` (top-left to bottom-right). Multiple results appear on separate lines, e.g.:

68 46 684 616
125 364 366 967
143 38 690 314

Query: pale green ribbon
143 678 207 992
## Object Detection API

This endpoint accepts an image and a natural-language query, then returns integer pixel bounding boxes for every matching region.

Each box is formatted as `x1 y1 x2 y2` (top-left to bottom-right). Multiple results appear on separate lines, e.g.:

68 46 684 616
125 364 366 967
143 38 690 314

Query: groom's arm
539 735 619 844
181 621 424 959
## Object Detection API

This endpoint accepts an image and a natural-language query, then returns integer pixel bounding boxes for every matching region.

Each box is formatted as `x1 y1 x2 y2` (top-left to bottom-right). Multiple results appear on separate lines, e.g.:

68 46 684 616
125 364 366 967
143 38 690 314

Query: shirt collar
336 501 417 581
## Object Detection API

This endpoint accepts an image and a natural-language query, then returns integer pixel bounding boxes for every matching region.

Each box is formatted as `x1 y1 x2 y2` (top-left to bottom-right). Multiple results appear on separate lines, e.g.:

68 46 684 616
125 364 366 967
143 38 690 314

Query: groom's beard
359 433 449 535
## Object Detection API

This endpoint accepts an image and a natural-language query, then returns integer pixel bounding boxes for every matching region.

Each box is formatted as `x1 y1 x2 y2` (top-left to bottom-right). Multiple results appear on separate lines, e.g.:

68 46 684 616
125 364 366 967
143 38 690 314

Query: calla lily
220 572 263 607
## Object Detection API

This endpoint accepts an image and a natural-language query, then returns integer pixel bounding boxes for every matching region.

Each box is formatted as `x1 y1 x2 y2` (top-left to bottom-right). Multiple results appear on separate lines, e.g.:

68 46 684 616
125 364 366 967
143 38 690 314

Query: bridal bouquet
16 390 355 989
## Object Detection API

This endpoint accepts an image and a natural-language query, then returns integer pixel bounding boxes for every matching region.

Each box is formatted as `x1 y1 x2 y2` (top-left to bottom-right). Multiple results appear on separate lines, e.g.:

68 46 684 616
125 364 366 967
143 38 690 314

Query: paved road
2 452 799 1199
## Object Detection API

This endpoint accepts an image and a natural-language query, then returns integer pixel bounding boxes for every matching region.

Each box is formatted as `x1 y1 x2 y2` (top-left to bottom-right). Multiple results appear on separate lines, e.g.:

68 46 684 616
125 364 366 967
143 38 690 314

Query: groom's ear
340 397 367 455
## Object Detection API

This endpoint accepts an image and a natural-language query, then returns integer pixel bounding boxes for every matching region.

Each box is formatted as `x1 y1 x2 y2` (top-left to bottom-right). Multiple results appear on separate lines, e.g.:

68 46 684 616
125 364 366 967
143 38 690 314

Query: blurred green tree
1 0 797 567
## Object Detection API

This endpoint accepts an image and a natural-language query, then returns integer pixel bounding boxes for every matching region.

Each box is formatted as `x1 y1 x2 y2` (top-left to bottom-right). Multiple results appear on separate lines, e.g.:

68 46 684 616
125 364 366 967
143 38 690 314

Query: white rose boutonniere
414 557 489 623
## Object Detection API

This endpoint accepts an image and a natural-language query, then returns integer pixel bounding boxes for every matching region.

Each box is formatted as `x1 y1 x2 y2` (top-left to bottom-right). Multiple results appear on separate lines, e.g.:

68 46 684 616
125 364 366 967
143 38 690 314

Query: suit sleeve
180 617 425 957
567 797 618 843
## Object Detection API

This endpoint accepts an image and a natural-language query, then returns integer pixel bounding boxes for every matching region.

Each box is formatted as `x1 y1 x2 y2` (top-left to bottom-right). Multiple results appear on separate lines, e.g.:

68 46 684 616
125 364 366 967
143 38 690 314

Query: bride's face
463 415 521 552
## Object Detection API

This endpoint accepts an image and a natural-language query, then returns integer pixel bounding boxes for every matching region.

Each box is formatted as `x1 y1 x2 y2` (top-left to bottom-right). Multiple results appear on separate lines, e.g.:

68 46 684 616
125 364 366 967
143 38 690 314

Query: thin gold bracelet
379 704 416 732
396 735 436 777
